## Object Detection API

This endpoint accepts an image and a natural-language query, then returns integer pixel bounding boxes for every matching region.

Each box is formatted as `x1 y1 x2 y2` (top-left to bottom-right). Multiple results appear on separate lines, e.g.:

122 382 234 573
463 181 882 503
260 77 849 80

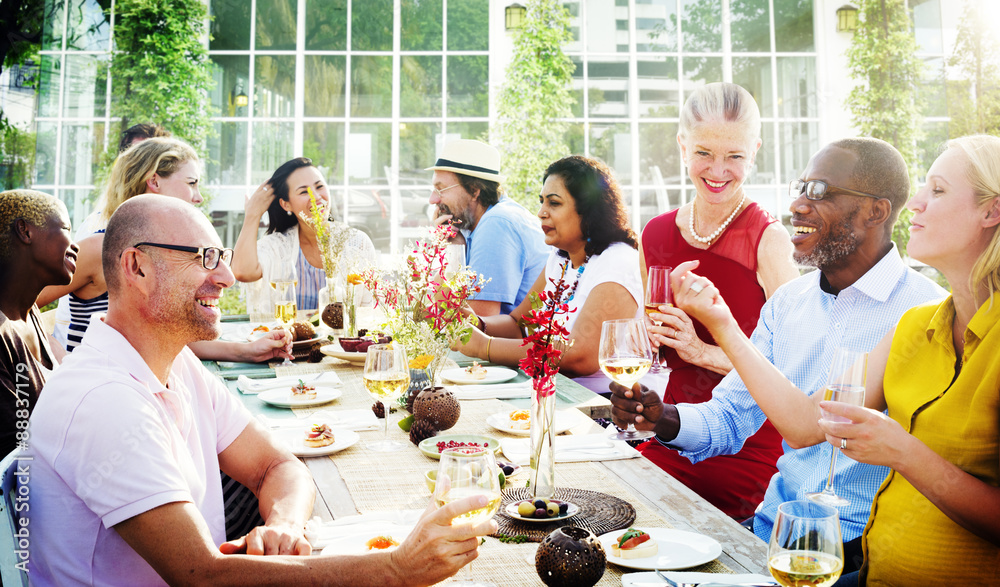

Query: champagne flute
363 343 410 452
643 265 673 374
768 500 844 587
434 447 501 587
807 348 867 507
599 318 655 441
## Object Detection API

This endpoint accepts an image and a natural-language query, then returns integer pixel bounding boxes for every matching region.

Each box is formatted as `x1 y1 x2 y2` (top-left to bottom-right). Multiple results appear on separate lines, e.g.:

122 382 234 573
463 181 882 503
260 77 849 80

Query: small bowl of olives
504 498 580 523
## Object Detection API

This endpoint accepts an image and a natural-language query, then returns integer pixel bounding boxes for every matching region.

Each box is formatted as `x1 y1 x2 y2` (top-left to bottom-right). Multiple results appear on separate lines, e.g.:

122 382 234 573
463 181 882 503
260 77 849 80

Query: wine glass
807 348 867 507
599 318 655 441
433 447 501 587
363 343 410 452
768 500 844 587
644 265 673 374
268 260 298 367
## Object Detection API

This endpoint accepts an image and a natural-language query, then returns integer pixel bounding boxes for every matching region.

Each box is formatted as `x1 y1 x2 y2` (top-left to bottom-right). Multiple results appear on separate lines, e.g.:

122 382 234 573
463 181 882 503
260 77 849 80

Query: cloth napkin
447 381 532 400
500 433 641 465
258 409 379 431
237 371 342 394
622 572 776 586
305 510 423 549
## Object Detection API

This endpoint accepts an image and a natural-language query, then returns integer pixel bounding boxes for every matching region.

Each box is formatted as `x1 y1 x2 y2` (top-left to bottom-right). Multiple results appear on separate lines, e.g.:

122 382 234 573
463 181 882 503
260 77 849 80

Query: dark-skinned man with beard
610 138 947 573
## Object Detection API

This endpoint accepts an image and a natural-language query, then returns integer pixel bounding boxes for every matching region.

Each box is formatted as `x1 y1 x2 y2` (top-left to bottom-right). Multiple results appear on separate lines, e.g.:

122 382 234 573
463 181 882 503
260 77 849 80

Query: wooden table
213 354 768 584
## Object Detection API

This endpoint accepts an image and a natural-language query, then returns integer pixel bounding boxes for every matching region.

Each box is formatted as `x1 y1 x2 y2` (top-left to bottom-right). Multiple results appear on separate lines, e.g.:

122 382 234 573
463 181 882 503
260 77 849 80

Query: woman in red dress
640 82 799 519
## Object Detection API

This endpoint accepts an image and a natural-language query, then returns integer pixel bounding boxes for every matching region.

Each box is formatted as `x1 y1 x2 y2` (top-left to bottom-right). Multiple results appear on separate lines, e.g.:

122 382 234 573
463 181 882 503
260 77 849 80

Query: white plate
319 524 414 556
319 344 367 364
257 387 342 408
485 410 576 437
503 499 579 523
598 528 722 570
273 427 360 457
441 366 518 385
292 336 322 350
417 434 502 459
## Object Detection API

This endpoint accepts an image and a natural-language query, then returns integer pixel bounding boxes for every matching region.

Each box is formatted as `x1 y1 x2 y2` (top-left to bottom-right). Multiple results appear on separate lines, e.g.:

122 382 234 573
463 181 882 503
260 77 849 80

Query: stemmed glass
268 259 298 367
599 318 655 441
768 500 844 587
643 265 673 374
363 343 410 452
433 447 501 587
807 348 867 507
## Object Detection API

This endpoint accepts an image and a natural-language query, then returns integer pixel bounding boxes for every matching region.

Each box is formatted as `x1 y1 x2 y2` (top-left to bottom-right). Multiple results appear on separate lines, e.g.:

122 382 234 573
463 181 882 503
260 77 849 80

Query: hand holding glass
644 265 673 373
363 343 410 452
768 500 844 587
599 318 654 441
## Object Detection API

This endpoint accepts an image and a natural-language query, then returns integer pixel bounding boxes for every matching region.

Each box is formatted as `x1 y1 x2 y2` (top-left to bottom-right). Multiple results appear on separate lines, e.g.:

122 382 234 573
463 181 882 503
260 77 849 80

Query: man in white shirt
27 195 495 586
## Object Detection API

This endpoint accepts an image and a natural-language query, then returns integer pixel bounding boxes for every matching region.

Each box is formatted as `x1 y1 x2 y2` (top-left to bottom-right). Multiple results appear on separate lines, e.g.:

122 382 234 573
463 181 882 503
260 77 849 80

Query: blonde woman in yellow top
658 135 999 585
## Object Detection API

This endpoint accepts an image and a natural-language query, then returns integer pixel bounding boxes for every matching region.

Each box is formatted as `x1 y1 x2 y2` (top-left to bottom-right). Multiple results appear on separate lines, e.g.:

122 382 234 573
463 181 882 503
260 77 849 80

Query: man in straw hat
427 139 549 316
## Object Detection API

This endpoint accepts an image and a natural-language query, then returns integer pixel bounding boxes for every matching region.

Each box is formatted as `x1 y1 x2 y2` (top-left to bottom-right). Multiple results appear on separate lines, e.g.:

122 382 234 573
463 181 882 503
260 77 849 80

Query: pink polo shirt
26 319 252 586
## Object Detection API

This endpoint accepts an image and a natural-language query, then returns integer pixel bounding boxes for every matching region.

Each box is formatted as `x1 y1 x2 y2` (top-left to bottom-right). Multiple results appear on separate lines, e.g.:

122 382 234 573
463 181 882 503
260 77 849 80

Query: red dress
638 202 784 519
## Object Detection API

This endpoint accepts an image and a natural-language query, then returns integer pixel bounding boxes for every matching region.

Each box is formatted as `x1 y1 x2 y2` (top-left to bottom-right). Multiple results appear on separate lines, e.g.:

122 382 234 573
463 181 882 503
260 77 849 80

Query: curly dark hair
265 157 314 235
543 156 637 257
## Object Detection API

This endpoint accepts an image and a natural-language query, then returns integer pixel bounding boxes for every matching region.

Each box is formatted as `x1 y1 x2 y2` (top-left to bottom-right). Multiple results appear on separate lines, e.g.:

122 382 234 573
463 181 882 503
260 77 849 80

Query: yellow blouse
862 294 1000 585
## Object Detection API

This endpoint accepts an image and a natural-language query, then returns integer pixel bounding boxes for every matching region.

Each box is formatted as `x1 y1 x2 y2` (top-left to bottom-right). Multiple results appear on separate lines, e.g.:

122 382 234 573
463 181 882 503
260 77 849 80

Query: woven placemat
493 487 635 542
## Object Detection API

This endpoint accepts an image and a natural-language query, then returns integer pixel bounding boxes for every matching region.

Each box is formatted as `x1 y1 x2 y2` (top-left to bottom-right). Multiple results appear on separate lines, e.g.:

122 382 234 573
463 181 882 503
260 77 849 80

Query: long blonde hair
101 137 199 222
948 135 1000 305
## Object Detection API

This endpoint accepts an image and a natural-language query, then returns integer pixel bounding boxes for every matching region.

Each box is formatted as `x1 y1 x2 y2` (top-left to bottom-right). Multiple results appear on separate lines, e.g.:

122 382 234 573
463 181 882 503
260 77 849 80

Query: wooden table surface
211 349 768 583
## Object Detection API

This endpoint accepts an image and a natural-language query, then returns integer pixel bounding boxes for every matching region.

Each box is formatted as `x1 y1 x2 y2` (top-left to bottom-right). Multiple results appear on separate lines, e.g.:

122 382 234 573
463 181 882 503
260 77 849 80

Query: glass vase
529 378 557 500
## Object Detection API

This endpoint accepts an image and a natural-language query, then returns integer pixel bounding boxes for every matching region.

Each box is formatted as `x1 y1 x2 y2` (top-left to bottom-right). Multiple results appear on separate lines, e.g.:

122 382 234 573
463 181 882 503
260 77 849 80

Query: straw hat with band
426 139 506 183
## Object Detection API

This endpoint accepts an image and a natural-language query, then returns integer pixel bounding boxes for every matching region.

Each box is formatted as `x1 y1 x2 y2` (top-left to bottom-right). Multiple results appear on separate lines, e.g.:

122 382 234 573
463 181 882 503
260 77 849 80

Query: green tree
845 0 922 254
493 0 575 209
947 1 1000 137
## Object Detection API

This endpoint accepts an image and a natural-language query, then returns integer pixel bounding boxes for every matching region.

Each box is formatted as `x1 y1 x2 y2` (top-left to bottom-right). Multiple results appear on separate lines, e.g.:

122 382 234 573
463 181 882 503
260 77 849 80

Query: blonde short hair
101 137 198 222
0 189 65 262
947 135 1000 305
678 82 761 143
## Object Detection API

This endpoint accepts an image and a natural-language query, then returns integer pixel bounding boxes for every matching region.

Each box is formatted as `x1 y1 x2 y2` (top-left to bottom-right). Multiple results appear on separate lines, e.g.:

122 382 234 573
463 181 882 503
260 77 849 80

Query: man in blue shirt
610 138 946 573
427 139 549 315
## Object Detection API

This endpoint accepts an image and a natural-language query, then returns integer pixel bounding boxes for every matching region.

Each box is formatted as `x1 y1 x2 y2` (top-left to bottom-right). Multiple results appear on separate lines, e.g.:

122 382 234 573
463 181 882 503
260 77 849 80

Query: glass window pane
733 56 773 115
60 123 101 186
34 122 58 185
348 123 391 182
636 0 677 52
564 1 582 53
352 0 392 51
773 0 813 52
303 122 346 184
566 122 585 155
447 55 488 117
683 56 722 91
570 57 584 117
588 58 630 118
399 122 440 180
447 0 488 51
210 55 250 117
916 120 948 179
42 0 65 50
67 0 111 51
590 123 632 183
586 0 629 53
446 121 489 142
351 56 392 117
210 0 251 50
779 121 818 180
61 188 95 232
207 121 249 185
912 0 942 53
402 0 442 50
776 56 817 118
401 56 442 117
919 57 946 118
256 0 297 50
63 54 108 118
639 122 679 183
305 56 346 117
730 0 770 52
251 122 295 184
640 188 681 226
638 58 679 118
306 0 347 50
749 122 776 183
681 0 720 52
37 55 62 118
255 55 296 117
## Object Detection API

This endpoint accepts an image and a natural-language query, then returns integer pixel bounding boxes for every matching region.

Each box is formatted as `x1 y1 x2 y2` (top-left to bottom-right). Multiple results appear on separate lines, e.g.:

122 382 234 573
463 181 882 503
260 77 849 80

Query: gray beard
793 207 861 270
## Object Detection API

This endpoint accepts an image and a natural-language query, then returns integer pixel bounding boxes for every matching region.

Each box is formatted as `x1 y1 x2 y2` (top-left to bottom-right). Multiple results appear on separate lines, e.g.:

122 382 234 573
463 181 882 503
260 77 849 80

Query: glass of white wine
768 500 844 587
599 318 654 441
363 343 410 452
269 260 298 367
434 447 501 587
807 348 867 507
643 265 673 374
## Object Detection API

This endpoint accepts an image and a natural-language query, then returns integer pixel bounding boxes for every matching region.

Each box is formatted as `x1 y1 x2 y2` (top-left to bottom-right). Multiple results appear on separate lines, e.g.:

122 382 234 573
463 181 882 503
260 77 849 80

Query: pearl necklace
689 192 746 245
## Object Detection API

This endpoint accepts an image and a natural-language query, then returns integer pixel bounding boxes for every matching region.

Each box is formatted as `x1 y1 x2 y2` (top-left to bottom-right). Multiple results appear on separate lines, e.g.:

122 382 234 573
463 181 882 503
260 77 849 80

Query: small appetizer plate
440 366 518 385
598 528 722 570
274 427 359 457
258 387 342 408
503 499 580 523
417 434 502 460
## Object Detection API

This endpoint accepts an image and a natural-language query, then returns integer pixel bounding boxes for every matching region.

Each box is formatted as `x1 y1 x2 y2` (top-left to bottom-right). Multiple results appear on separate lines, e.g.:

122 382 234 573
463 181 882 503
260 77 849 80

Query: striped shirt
65 291 110 352
670 246 947 542
295 247 326 312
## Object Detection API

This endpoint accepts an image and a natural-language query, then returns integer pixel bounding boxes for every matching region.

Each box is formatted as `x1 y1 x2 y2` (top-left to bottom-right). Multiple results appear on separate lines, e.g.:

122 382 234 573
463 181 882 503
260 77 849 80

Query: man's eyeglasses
133 242 234 270
789 179 884 201
432 183 461 196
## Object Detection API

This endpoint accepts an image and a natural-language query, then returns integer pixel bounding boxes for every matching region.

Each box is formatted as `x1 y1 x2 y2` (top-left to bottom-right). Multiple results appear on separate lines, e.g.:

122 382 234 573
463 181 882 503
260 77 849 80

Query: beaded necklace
561 256 590 304
689 192 746 245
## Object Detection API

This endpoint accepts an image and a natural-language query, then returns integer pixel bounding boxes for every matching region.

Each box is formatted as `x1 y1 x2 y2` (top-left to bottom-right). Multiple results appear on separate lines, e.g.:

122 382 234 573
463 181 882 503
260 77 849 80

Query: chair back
0 448 30 586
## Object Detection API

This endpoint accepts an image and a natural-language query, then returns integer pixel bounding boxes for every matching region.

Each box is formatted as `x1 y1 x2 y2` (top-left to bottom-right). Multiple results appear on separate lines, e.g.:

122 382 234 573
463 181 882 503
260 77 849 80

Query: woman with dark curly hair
456 155 641 392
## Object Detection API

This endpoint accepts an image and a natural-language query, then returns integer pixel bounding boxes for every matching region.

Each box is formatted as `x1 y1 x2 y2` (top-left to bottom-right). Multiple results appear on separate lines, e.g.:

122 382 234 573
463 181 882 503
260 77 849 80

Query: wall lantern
505 3 527 31
234 92 249 108
836 4 859 32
